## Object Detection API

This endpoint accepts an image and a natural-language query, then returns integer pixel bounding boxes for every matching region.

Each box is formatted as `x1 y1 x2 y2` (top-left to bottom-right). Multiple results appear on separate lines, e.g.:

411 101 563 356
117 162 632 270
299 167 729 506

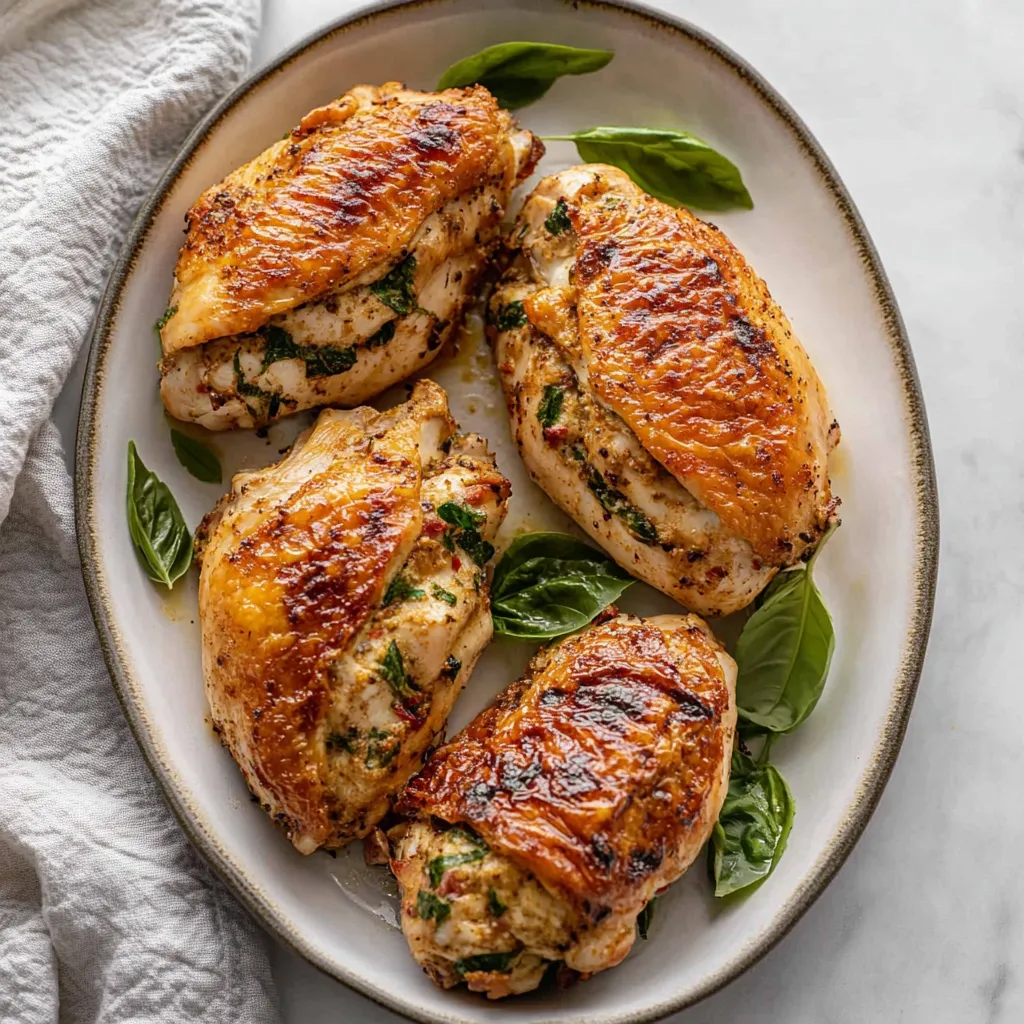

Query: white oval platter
76 1 938 1021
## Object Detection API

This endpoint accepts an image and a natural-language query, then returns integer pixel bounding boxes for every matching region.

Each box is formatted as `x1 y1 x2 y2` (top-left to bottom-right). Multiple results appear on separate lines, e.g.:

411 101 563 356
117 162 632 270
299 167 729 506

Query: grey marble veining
53 0 1024 1019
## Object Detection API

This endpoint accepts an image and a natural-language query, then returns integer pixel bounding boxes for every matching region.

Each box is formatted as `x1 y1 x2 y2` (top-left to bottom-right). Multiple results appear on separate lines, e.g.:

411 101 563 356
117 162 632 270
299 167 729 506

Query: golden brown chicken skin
160 82 543 429
391 613 736 997
490 165 839 615
197 381 509 853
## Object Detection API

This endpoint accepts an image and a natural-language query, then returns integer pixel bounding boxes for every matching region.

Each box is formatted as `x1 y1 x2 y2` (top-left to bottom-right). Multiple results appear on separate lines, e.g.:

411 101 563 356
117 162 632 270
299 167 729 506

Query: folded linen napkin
0 1 280 1021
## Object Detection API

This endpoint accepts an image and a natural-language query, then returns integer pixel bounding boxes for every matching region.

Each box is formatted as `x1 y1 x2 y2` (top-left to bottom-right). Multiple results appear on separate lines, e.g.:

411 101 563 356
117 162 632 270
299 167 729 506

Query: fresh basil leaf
490 532 634 640
454 951 518 977
711 748 794 896
734 555 835 733
437 42 613 110
126 441 193 588
169 429 222 484
431 584 458 607
416 890 451 925
637 897 656 940
536 385 564 428
544 126 752 211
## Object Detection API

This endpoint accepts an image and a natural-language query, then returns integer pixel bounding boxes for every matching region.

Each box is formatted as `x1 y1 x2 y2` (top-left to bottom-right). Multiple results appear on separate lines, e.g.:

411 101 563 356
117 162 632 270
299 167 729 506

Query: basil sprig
170 429 222 484
126 441 193 588
734 530 836 732
490 532 634 640
544 126 752 211
710 747 794 897
711 526 836 896
438 42 613 110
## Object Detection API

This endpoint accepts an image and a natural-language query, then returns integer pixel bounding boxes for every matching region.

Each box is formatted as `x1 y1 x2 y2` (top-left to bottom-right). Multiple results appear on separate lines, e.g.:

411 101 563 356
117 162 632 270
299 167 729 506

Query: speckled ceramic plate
75 1 938 1020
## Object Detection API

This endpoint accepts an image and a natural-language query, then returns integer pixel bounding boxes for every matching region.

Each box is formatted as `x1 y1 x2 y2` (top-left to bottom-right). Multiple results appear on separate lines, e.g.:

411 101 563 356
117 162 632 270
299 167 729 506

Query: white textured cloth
0 1 281 1021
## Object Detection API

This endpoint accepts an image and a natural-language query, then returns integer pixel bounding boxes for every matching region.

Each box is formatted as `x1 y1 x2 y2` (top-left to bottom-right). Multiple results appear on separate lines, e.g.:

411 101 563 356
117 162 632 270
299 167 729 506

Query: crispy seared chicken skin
390 613 736 998
160 83 542 430
490 165 840 615
196 381 510 852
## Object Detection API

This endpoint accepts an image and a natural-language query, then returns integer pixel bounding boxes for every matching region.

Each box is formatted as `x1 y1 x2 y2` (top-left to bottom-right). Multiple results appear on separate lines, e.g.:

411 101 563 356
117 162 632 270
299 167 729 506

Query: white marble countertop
55 0 1024 1019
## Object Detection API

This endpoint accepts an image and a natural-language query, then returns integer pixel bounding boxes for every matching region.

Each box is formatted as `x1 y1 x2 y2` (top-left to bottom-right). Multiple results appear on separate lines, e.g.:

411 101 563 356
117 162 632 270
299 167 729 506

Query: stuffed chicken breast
390 613 736 997
160 82 543 430
490 165 839 615
196 381 510 852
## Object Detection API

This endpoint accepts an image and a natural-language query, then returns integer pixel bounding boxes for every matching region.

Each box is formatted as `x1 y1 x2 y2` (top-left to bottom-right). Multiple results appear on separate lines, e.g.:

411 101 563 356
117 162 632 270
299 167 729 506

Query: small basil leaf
170 429 222 484
126 441 193 588
437 42 613 110
544 126 752 211
734 562 835 733
490 532 634 640
711 750 794 897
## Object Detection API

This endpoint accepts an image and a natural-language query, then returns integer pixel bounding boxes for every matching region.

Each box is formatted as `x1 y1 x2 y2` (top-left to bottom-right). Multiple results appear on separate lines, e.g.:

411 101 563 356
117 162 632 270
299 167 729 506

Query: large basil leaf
170 429 222 484
437 42 613 109
126 441 193 588
734 555 835 733
710 749 794 897
490 532 634 640
544 126 753 211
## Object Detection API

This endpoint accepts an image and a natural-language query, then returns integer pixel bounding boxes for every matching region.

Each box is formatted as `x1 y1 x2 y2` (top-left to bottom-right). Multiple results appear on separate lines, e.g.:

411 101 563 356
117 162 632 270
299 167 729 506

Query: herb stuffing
260 324 356 378
431 584 458 607
584 465 659 543
536 385 564 428
544 198 572 236
487 888 507 918
383 575 426 607
437 501 494 567
416 890 452 926
370 255 429 316
427 830 488 888
454 952 518 977
496 300 528 331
